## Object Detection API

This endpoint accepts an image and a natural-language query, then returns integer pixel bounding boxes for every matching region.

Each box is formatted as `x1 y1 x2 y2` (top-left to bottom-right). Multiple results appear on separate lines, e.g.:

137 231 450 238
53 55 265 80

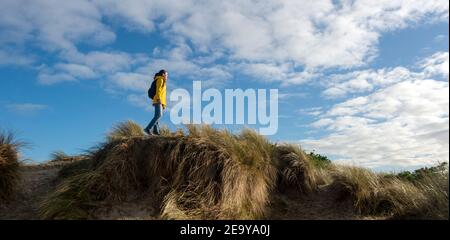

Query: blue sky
0 0 448 172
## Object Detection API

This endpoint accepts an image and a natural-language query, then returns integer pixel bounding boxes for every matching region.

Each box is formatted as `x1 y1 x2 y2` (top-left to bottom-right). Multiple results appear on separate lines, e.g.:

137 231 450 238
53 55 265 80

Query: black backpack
148 79 157 99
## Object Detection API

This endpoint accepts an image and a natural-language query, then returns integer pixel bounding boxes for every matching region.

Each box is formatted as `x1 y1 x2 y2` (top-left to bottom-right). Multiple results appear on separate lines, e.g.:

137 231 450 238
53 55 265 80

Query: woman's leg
153 108 163 135
145 104 162 134
153 119 160 135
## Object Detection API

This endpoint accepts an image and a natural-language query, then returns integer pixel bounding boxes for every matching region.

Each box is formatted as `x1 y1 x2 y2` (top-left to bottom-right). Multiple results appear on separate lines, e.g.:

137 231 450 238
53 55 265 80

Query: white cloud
5 103 49 115
1 0 448 88
0 48 35 66
279 93 309 100
54 63 97 79
127 94 153 111
233 62 321 85
302 53 449 169
136 0 447 81
419 51 449 78
38 72 76 85
145 44 233 87
0 0 115 52
434 34 447 42
4 0 441 71
237 62 289 82
322 52 449 98
323 67 417 98
322 87 346 99
35 43 231 93
111 72 151 92
297 107 324 117
37 50 145 85
311 118 335 128
61 50 138 74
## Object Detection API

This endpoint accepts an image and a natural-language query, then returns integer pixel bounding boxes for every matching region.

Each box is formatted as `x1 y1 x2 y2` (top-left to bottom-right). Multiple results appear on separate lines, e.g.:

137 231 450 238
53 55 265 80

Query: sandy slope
268 187 384 220
0 164 380 220
0 164 60 219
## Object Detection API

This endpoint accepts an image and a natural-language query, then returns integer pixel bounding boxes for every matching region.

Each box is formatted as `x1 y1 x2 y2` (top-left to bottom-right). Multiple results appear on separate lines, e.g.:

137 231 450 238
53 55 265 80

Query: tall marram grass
40 121 315 219
0 132 22 201
106 120 145 142
40 120 447 219
273 144 317 194
164 125 278 219
330 165 448 219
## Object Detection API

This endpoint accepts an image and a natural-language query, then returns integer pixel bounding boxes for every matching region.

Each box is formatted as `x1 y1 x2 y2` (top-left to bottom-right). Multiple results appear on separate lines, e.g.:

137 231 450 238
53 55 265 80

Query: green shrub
307 151 332 169
388 162 448 182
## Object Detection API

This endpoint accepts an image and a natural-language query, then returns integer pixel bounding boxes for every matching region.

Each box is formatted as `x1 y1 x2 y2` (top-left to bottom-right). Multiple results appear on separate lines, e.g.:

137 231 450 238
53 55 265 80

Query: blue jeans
145 103 163 135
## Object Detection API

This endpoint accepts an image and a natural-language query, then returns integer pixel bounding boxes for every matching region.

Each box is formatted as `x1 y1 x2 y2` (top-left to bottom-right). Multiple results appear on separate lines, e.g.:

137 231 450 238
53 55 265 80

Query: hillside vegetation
0 122 447 219
35 121 448 220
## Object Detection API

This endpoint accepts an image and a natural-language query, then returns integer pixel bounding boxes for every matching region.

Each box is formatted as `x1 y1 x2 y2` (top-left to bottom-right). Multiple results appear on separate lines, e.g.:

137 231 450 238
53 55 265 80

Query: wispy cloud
0 49 35 66
321 51 449 99
127 94 153 111
297 107 324 117
5 103 49 115
419 51 449 78
0 0 115 52
322 66 415 98
434 34 447 43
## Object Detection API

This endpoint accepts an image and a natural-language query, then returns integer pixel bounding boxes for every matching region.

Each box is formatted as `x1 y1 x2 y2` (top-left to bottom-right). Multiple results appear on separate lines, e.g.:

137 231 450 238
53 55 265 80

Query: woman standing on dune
145 69 168 136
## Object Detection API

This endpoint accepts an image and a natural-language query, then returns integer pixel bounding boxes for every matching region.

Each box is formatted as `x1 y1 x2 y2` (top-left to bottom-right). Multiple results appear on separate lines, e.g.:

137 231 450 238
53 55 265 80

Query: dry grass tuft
0 132 22 201
50 151 88 163
106 120 145 142
41 137 143 219
160 125 279 219
330 165 448 219
273 144 317 194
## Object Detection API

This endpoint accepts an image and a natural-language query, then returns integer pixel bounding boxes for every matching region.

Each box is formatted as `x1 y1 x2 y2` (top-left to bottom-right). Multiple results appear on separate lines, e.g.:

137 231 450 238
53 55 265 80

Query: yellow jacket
152 76 166 108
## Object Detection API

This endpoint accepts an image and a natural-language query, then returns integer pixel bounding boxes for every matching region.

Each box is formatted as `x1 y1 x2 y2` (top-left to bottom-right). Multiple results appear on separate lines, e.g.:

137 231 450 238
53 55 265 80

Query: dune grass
40 121 315 219
329 165 448 219
50 151 89 163
39 121 448 220
41 138 143 219
106 120 145 142
273 144 317 194
0 132 22 201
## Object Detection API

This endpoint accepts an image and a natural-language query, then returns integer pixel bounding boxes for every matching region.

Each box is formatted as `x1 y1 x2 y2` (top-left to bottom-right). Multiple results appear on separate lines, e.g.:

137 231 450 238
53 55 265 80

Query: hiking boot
144 128 153 135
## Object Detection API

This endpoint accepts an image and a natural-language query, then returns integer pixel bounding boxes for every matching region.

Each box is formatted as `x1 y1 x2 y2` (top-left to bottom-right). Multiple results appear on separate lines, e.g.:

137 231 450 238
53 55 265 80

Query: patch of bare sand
92 192 161 220
0 164 61 220
268 185 386 220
